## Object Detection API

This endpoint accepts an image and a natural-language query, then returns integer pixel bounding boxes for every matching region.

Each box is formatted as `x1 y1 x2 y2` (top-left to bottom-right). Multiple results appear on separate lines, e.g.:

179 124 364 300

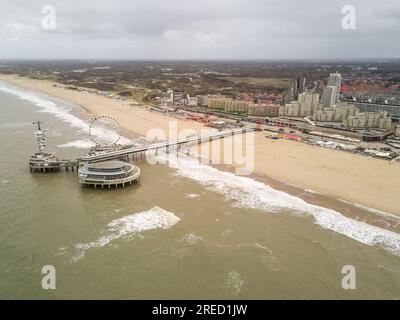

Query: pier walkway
79 127 254 163
30 159 79 172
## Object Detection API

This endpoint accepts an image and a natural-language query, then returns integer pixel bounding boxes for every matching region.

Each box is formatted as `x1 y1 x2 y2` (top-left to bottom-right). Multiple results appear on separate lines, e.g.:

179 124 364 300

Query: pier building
78 160 140 188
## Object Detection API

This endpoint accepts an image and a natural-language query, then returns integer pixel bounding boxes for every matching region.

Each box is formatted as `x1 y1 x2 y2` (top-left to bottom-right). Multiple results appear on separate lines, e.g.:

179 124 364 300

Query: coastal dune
1 74 400 216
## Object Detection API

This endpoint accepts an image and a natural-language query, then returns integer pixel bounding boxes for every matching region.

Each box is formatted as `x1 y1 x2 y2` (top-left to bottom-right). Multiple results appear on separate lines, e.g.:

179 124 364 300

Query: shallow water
0 81 399 299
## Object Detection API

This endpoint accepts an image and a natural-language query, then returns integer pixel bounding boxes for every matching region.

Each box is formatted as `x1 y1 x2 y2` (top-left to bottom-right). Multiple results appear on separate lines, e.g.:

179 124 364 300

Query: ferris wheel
89 115 121 146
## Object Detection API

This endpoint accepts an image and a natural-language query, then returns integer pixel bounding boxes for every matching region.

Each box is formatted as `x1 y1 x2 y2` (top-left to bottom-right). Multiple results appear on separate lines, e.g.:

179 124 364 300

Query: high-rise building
280 92 320 118
327 72 342 102
298 92 320 116
284 76 306 103
321 86 337 108
297 76 306 96
284 86 296 103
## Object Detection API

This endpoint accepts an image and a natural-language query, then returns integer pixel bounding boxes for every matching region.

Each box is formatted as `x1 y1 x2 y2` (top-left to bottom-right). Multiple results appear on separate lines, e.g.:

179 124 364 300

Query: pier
29 159 79 173
29 122 254 189
79 127 255 163
29 121 80 173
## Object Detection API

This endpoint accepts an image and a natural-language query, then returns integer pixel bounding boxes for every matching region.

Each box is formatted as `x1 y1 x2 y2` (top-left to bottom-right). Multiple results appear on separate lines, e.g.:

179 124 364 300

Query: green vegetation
222 77 290 88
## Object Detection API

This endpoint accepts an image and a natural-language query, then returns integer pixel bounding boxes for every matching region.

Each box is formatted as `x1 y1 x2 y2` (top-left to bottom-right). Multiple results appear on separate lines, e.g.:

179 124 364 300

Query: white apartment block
343 111 392 130
321 86 337 109
314 103 358 122
279 101 301 117
208 96 232 109
225 100 249 112
208 97 249 112
327 72 342 102
279 92 320 117
248 104 280 117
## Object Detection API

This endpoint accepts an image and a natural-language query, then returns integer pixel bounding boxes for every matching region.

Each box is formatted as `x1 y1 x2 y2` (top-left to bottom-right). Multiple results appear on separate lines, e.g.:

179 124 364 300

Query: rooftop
79 160 135 176
86 160 130 170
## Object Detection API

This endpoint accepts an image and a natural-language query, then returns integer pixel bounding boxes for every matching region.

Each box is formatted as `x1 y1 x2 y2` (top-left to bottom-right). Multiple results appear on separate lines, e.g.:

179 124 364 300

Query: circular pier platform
78 160 140 189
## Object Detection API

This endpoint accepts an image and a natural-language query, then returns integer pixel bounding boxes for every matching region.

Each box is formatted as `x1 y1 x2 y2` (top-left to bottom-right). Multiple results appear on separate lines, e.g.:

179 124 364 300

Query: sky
0 0 399 60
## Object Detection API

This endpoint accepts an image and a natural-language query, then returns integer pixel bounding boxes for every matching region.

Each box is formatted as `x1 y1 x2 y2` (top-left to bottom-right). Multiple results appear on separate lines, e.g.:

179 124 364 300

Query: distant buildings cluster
159 71 395 131
279 72 393 130
207 96 280 116
161 89 281 117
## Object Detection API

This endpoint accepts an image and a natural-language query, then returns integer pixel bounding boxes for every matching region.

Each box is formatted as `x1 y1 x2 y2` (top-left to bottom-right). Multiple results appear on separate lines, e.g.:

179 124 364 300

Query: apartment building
248 104 280 117
343 111 392 129
314 103 358 122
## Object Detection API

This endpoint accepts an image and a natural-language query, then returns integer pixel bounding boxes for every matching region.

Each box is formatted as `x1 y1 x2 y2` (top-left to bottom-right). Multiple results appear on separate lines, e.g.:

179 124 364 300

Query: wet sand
215 163 400 234
1 73 400 217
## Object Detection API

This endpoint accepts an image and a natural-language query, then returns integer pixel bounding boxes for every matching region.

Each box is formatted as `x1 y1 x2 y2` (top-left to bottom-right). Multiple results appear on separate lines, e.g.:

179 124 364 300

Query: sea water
0 80 399 299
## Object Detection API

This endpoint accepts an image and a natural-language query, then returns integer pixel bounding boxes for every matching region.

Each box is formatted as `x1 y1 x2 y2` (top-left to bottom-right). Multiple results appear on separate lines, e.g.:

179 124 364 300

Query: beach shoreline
1 73 399 217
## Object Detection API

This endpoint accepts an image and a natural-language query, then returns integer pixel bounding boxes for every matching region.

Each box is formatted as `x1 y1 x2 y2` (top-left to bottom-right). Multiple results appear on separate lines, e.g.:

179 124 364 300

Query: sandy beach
1 73 400 216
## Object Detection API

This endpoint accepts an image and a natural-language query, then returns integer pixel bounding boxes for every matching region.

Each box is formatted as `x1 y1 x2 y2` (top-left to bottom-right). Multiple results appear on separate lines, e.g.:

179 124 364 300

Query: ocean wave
71 206 180 262
163 154 400 257
0 81 131 145
58 140 95 149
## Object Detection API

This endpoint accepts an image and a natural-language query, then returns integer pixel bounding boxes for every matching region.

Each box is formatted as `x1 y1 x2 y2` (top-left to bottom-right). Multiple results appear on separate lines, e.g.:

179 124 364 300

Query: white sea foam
163 154 400 257
0 81 131 145
226 271 244 296
184 193 200 199
179 233 203 245
58 140 95 149
71 206 180 262
305 189 320 195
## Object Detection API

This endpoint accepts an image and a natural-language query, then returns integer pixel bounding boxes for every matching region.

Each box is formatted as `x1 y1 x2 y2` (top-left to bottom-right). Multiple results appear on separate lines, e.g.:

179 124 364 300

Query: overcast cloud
0 0 399 59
